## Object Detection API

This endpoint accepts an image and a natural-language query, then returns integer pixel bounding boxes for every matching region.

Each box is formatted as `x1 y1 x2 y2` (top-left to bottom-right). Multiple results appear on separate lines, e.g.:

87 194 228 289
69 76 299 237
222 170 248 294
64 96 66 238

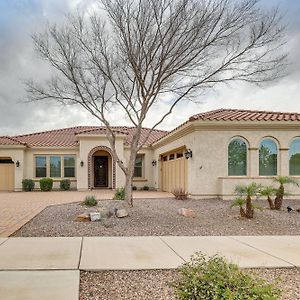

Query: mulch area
13 198 300 237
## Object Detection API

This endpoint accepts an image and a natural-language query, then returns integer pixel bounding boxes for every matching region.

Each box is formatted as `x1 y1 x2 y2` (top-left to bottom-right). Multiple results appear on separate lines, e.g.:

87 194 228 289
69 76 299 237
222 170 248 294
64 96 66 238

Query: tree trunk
245 195 254 219
240 206 246 218
274 184 284 210
124 173 133 207
267 196 275 210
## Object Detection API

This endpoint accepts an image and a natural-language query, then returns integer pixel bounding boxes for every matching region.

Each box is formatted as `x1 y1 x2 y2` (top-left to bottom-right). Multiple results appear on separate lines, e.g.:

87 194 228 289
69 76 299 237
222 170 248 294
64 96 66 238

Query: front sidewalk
0 235 299 299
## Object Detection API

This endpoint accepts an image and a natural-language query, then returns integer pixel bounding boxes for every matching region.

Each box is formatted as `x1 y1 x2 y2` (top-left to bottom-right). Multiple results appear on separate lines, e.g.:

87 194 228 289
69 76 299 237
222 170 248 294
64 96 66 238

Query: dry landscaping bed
80 268 300 300
13 198 300 237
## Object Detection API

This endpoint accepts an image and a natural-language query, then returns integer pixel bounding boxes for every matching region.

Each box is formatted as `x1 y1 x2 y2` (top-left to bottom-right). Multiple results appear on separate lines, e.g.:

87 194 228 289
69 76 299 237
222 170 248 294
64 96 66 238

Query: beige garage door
0 160 15 192
161 148 187 192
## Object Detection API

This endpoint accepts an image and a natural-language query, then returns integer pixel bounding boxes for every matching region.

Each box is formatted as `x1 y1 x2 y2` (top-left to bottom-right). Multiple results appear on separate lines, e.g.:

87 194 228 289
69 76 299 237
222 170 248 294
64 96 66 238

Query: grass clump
114 187 125 200
83 195 97 207
173 253 281 300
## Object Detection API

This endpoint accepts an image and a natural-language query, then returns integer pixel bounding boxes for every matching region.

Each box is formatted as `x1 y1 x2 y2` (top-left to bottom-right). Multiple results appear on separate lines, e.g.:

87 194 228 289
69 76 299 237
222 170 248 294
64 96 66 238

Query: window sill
133 178 148 182
33 178 77 182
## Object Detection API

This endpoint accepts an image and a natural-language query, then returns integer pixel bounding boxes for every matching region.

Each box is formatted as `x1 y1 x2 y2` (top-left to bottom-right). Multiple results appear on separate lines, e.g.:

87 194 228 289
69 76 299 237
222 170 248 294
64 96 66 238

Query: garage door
161 148 187 192
0 159 15 192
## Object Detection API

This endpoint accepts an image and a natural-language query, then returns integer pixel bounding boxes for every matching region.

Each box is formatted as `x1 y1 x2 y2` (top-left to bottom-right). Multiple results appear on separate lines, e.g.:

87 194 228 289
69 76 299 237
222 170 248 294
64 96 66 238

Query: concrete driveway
0 190 172 237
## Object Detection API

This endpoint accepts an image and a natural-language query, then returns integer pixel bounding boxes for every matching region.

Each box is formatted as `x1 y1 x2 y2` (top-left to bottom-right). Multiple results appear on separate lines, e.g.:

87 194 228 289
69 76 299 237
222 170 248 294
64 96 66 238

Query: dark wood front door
94 156 108 187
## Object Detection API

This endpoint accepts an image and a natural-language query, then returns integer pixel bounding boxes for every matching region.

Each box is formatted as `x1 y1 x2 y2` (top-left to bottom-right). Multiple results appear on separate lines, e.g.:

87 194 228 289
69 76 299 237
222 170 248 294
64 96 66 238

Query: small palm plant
273 176 299 210
230 198 246 218
233 183 262 218
259 186 277 210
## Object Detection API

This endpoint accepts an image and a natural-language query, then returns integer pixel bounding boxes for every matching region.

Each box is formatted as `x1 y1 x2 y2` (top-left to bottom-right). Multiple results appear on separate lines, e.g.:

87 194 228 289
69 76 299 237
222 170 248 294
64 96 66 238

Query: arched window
289 139 300 175
259 139 277 176
228 138 247 176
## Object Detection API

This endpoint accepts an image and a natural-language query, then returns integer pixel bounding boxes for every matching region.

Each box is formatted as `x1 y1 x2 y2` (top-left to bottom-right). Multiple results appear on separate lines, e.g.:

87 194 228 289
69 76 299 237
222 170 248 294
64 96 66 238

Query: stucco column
249 148 259 177
279 148 289 176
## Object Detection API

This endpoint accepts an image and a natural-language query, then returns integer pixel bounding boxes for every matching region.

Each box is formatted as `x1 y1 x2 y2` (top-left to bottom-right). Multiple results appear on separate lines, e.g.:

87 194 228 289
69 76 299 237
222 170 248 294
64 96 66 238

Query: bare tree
26 0 287 206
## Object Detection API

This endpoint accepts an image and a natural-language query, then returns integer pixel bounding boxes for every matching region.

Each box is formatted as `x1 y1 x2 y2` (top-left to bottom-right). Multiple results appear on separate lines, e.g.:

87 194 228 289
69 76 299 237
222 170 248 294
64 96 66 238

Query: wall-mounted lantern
80 160 84 167
152 159 157 167
184 149 193 159
16 160 20 168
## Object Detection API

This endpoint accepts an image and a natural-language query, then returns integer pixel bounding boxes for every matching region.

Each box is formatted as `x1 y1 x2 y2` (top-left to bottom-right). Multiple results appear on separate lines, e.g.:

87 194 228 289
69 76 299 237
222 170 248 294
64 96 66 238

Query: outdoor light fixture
152 160 157 167
184 149 193 159
80 160 84 167
16 160 20 167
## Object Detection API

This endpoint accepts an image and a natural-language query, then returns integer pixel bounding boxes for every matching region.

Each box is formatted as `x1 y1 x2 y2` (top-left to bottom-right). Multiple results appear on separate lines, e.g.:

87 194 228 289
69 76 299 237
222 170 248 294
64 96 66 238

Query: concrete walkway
0 236 299 299
0 190 172 237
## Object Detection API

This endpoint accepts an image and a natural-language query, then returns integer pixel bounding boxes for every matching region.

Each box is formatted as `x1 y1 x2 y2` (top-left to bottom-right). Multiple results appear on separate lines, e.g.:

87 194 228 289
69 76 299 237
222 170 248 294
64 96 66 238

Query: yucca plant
259 185 277 210
273 176 299 210
234 183 261 218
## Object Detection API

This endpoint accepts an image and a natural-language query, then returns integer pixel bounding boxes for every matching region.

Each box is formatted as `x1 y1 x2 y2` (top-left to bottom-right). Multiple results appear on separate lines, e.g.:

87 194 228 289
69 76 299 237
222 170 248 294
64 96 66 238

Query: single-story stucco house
1 108 300 199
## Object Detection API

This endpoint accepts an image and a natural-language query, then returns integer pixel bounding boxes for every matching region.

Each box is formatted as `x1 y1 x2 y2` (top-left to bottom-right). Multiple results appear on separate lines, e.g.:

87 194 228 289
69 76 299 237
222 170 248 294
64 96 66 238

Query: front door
94 156 108 187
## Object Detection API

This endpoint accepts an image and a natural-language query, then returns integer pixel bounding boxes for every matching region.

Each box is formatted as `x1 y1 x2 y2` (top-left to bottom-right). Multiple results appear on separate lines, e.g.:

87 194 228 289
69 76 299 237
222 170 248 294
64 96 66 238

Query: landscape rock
90 212 101 222
178 208 196 218
74 213 90 222
98 207 113 218
297 208 300 213
116 208 129 218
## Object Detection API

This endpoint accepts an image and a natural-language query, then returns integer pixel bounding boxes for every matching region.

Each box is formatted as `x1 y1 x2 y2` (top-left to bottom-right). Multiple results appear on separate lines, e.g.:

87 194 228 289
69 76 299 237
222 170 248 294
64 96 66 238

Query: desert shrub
172 188 188 200
22 179 35 191
39 178 53 191
83 195 97 206
173 253 281 300
132 186 137 191
60 179 71 190
114 187 125 200
143 185 149 191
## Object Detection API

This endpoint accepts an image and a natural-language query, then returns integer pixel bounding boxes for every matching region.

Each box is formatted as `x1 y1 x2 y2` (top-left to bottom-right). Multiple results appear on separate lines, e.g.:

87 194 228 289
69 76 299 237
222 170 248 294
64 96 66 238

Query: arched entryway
88 146 116 189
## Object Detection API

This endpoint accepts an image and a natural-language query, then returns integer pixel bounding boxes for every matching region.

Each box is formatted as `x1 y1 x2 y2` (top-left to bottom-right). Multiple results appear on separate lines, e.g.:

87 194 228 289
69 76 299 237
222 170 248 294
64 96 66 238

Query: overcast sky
0 0 299 136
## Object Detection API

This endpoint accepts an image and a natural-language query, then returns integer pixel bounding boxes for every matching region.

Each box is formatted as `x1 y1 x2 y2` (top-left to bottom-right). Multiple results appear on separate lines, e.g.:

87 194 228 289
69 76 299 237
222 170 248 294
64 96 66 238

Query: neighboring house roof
1 108 300 147
189 108 300 122
2 126 166 147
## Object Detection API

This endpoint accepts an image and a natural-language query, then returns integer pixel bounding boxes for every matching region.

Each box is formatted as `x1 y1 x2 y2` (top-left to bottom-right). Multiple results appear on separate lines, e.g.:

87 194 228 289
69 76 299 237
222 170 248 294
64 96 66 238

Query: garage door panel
161 154 187 193
0 164 14 192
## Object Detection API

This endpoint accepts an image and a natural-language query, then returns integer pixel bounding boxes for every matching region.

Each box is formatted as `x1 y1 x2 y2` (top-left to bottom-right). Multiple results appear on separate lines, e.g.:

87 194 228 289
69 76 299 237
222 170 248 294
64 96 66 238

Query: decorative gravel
13 198 300 237
80 268 300 300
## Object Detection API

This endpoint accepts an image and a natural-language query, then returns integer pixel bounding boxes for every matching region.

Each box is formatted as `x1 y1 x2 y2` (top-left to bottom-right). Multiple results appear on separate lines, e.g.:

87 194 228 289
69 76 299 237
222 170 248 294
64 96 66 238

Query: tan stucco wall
23 148 79 190
124 147 155 189
154 121 300 199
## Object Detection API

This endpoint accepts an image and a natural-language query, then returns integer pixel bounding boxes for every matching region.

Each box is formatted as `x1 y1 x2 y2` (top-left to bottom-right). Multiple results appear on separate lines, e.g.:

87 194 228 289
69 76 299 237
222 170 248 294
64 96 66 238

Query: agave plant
259 186 277 210
234 183 262 218
273 176 299 210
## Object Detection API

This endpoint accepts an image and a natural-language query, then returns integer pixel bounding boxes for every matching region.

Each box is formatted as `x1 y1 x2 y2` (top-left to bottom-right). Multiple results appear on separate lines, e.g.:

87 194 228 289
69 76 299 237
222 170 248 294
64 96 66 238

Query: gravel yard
13 198 300 237
80 268 300 300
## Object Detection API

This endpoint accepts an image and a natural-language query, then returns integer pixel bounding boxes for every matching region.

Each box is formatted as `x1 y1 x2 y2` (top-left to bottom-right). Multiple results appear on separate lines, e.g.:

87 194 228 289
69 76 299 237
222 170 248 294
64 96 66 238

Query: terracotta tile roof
0 136 26 146
189 108 300 122
2 126 167 147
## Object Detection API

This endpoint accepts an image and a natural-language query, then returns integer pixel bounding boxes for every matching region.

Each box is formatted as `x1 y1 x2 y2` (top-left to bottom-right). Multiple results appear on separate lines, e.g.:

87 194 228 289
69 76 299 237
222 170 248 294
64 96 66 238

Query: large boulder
74 213 90 222
178 208 196 218
116 208 129 218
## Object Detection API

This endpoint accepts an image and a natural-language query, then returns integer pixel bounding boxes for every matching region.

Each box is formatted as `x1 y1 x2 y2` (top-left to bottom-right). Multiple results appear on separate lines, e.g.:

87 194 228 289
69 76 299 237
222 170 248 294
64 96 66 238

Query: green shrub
114 187 125 200
60 179 71 191
22 179 35 191
143 185 149 191
83 195 97 206
39 178 53 191
173 253 281 300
